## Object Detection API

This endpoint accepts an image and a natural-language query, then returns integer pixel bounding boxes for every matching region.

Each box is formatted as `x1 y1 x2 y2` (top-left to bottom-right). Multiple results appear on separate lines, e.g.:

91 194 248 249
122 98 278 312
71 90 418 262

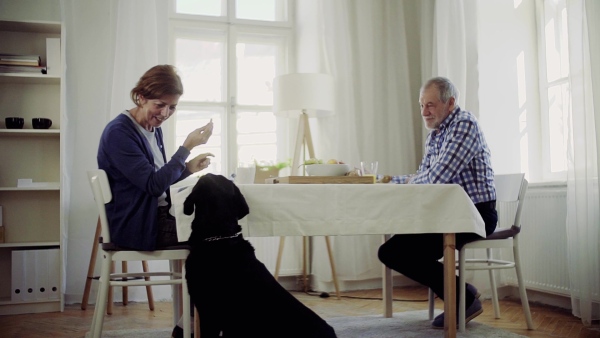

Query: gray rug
87 310 525 337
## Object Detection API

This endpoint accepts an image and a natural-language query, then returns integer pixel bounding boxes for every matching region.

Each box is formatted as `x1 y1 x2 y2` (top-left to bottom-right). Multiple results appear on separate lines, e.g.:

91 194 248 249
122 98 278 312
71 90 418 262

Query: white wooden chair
428 173 534 332
87 169 191 338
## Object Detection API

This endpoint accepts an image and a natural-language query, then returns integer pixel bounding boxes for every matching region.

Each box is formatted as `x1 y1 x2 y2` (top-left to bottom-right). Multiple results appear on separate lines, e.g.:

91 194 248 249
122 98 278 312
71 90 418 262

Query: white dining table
171 182 485 338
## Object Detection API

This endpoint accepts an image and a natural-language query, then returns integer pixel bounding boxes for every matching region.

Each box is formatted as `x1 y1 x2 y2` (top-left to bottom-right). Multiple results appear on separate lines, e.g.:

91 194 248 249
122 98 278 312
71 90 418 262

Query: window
168 0 293 178
538 0 570 181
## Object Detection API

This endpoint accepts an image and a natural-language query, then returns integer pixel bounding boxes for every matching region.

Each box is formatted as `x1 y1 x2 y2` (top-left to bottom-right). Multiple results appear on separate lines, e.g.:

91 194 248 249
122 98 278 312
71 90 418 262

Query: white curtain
565 0 600 326
297 0 418 289
62 0 171 303
300 0 479 290
429 0 479 116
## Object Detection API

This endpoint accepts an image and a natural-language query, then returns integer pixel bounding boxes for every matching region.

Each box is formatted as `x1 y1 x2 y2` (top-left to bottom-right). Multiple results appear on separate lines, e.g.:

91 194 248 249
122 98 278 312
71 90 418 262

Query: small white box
17 179 33 187
46 38 61 76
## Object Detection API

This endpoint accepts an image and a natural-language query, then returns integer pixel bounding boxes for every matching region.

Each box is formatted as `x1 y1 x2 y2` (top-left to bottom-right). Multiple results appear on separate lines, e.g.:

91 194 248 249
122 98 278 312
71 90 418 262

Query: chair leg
122 261 128 305
91 252 112 338
81 217 101 310
107 262 115 315
300 236 310 292
274 236 286 280
487 248 501 318
142 260 155 311
324 236 341 299
194 307 200 338
182 261 191 338
428 288 435 320
513 239 534 329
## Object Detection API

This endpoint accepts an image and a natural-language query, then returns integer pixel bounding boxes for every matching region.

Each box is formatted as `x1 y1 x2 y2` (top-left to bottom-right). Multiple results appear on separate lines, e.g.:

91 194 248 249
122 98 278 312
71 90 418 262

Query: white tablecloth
170 181 484 337
171 183 485 242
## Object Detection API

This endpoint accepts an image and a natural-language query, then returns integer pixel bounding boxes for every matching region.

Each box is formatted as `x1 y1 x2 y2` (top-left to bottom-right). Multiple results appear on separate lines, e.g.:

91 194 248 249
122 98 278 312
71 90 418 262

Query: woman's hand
183 120 214 151
186 153 215 173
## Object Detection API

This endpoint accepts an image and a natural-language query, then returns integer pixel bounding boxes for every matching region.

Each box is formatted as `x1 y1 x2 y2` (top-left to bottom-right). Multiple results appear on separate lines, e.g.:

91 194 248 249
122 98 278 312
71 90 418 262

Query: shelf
0 298 61 315
0 242 60 248
0 20 61 34
0 73 60 84
0 129 59 136
0 183 60 191
0 15 64 316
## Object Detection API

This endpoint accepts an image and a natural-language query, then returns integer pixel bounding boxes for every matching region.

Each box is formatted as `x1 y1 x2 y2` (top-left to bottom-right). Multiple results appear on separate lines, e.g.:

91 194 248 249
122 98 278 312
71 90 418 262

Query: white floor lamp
272 73 340 298
273 73 335 175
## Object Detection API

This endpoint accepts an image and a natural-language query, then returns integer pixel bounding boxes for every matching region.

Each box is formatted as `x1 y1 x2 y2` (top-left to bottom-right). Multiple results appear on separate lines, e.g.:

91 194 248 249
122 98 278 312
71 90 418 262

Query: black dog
183 173 337 338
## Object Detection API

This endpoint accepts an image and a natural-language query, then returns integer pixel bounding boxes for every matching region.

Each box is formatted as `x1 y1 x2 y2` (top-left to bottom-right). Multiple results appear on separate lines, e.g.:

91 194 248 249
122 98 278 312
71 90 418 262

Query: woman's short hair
130 65 184 106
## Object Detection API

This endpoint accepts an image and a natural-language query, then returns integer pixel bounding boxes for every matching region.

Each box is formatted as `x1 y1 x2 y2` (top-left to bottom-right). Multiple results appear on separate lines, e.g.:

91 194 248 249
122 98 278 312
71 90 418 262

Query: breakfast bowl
5 117 24 129
32 117 52 129
305 163 351 176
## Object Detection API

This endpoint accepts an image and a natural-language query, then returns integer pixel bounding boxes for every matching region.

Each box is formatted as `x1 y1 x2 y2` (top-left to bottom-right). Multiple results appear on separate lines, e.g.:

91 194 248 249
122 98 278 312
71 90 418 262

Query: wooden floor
1 286 599 338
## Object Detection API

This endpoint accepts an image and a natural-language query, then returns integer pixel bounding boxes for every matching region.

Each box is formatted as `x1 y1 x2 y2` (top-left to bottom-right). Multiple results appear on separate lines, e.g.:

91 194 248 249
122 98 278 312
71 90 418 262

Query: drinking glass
360 161 378 183
235 162 256 184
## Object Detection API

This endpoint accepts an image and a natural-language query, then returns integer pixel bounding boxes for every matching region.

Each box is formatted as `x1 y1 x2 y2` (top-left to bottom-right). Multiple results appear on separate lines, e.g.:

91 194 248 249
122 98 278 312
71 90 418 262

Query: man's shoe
468 283 481 299
171 325 193 338
431 298 483 329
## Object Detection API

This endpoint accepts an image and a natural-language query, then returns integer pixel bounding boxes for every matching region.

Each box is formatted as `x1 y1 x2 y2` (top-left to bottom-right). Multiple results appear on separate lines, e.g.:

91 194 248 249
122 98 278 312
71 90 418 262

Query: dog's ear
232 182 249 220
183 179 205 215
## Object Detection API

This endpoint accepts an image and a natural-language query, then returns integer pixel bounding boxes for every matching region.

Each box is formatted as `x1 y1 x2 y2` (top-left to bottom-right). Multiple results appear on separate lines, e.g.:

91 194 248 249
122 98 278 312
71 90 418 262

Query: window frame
167 0 295 178
535 0 570 182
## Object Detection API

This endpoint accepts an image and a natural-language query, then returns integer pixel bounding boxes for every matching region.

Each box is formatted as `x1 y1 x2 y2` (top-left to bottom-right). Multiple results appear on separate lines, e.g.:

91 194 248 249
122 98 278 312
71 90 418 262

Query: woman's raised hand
183 119 213 151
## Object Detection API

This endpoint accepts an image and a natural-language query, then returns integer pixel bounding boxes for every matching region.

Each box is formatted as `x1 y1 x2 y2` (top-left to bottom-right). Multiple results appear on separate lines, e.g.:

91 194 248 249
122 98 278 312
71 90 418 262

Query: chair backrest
494 173 528 231
88 169 113 243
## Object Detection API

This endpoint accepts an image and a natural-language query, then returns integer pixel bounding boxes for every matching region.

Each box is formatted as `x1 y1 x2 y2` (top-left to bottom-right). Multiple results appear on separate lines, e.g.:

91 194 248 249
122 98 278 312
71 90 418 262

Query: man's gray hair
421 77 460 104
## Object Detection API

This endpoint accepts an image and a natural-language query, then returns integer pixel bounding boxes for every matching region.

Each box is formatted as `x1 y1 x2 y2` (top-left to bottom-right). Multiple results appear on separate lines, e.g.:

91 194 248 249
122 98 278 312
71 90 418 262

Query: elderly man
378 76 497 328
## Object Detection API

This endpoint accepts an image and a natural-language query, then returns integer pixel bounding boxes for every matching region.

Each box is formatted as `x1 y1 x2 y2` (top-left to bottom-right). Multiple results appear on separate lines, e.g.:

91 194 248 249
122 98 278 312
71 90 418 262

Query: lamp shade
273 73 335 117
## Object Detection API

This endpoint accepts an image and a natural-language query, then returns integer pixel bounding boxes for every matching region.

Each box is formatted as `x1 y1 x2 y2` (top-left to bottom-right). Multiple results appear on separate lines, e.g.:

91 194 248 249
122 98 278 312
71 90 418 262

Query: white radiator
498 184 570 296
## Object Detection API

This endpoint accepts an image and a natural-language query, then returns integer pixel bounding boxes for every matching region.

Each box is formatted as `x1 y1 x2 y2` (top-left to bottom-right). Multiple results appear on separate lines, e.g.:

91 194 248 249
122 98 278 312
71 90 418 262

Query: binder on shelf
23 250 36 302
47 248 60 300
35 250 51 300
46 38 61 76
11 250 26 302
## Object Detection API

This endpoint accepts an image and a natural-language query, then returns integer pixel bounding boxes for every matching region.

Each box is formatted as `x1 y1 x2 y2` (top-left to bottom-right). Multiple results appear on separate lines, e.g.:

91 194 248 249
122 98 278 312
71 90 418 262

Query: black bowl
5 117 24 129
32 118 52 129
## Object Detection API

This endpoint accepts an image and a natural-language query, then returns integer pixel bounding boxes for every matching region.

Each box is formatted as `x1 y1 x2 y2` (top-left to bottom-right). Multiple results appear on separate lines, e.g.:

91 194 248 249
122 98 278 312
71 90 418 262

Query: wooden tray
266 176 374 184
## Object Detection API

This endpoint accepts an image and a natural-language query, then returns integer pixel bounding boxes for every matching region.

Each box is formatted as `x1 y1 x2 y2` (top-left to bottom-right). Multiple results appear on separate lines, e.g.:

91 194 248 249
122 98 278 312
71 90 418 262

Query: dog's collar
203 231 242 242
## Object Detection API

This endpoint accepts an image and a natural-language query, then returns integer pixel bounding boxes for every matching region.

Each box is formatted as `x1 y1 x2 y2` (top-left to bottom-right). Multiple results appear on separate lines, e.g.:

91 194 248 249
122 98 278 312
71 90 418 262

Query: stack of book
0 54 46 74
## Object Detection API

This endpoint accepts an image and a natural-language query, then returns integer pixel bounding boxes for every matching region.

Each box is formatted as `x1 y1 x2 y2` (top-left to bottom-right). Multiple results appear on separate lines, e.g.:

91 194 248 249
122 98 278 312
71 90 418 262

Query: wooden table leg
443 233 457 338
382 234 393 318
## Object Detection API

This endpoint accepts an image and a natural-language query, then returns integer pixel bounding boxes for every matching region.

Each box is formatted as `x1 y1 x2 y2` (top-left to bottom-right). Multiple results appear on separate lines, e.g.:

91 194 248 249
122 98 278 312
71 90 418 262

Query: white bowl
305 163 351 176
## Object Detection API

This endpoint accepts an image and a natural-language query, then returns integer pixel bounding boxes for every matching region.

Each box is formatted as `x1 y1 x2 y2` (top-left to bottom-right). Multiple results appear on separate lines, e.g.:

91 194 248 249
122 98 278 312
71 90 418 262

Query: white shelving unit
0 19 64 315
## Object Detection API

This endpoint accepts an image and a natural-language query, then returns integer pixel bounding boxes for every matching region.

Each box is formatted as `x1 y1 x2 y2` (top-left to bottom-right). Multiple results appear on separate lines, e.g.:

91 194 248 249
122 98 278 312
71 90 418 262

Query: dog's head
183 173 249 240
